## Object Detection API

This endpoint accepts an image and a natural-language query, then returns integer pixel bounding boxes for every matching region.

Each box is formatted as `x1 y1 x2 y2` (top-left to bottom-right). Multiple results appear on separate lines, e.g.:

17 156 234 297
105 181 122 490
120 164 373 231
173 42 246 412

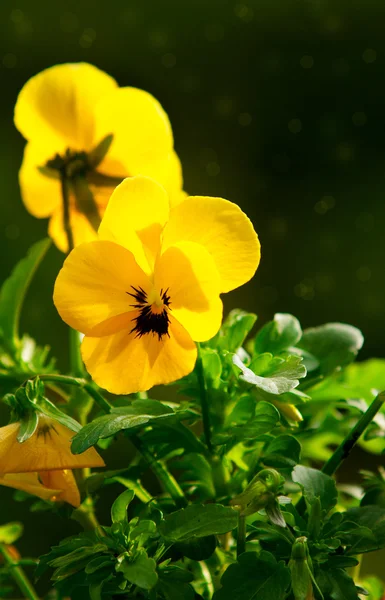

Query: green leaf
228 401 280 440
111 489 135 523
175 535 217 560
292 465 337 513
233 353 306 395
71 400 195 454
213 551 290 600
316 568 359 600
254 313 302 355
0 522 23 544
159 504 238 541
340 505 385 553
200 348 222 381
17 411 39 443
158 565 195 600
116 549 158 590
0 238 51 354
177 453 216 500
214 309 257 352
297 323 364 375
262 435 301 469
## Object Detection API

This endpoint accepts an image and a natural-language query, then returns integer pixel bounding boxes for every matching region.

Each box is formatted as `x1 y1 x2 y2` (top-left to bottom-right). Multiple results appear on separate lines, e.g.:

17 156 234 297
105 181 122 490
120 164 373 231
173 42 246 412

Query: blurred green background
1 0 385 591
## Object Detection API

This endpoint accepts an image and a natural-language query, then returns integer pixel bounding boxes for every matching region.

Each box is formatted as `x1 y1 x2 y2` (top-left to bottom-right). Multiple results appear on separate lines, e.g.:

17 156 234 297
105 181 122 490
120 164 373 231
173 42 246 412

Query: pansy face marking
127 286 171 340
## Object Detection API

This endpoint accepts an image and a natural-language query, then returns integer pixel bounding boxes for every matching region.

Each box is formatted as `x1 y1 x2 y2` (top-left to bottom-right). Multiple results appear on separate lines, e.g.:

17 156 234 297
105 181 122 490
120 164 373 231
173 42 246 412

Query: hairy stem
196 344 213 454
38 374 113 413
60 173 74 252
0 543 40 600
322 391 385 476
131 435 187 509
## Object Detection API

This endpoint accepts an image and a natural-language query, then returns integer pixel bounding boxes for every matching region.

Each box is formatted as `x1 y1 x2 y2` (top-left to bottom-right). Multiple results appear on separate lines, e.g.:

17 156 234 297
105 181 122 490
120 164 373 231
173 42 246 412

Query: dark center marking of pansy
127 286 171 340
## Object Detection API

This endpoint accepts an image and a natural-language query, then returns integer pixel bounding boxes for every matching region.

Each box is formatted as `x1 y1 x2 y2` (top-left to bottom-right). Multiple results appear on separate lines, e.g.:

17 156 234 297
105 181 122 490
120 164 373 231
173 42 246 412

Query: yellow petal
163 197 261 293
81 316 197 394
155 241 222 342
14 62 117 153
94 87 173 180
54 240 151 336
0 472 62 502
39 470 80 507
19 143 61 218
0 417 105 474
166 150 186 208
98 176 169 273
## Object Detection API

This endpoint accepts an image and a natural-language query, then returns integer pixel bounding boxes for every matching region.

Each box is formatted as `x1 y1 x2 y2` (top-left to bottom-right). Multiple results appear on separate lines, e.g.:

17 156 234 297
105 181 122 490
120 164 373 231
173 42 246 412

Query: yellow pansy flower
14 62 183 252
0 416 105 507
54 176 261 394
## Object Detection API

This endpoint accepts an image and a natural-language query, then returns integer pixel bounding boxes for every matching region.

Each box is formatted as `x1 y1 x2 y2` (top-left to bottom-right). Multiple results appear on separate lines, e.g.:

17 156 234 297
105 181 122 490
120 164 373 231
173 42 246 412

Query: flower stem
130 435 187 509
196 343 213 454
0 543 40 600
236 514 246 558
60 173 74 252
322 391 385 477
38 374 113 413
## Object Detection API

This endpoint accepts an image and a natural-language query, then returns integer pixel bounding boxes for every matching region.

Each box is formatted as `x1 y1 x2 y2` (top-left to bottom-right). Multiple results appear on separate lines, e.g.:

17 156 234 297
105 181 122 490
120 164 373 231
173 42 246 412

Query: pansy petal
0 418 105 474
166 150 186 207
14 63 117 152
98 176 169 273
54 240 150 336
155 241 222 342
0 473 62 503
19 143 61 218
81 316 197 395
94 87 173 180
163 197 261 293
39 470 80 507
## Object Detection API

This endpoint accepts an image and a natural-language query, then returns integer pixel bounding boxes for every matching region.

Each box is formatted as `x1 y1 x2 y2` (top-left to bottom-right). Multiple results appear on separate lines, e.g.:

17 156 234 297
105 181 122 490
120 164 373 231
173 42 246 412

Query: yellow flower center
127 286 171 340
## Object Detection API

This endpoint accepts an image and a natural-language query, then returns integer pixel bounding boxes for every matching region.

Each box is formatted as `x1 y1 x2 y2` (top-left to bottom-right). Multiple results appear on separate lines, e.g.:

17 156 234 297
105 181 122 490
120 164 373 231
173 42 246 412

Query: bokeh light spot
206 161 220 177
352 111 367 127
238 112 252 126
300 55 314 69
10 9 24 23
362 48 377 63
294 280 315 300
234 3 254 22
79 28 96 48
288 118 302 134
161 53 176 68
314 195 335 215
356 266 371 282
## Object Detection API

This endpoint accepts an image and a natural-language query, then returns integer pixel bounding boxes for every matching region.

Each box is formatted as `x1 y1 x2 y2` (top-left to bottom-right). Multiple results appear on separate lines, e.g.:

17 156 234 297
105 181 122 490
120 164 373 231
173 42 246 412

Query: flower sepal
4 377 81 443
230 468 286 525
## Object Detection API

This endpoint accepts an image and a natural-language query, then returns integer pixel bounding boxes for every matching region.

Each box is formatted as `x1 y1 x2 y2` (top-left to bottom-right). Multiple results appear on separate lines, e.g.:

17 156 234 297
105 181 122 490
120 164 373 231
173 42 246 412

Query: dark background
1 0 385 591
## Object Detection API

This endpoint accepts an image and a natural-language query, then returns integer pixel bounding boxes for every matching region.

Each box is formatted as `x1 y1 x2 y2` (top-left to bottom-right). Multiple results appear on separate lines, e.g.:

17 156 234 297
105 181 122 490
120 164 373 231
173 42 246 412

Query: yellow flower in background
0 415 105 507
54 175 261 394
14 62 183 252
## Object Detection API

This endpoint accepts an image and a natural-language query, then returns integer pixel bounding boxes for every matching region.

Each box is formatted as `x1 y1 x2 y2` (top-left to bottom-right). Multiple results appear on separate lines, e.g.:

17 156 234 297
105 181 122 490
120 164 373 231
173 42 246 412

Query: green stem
72 497 100 531
197 561 215 599
322 391 385 476
237 514 246 558
60 173 74 252
131 436 187 509
196 343 213 454
38 374 113 413
69 328 86 377
0 543 40 600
